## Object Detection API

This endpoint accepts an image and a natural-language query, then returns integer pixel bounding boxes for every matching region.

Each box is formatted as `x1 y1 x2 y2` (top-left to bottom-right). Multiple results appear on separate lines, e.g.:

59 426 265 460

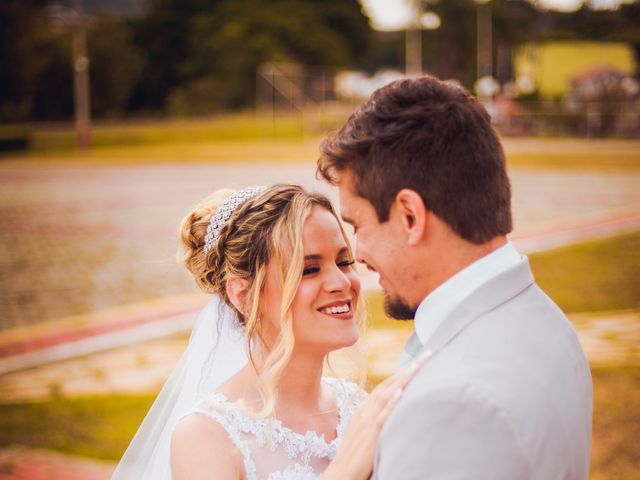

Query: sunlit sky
360 0 632 31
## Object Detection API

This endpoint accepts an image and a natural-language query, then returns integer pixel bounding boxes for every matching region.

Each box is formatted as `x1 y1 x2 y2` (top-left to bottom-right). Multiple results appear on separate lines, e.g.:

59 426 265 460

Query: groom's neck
416 233 508 303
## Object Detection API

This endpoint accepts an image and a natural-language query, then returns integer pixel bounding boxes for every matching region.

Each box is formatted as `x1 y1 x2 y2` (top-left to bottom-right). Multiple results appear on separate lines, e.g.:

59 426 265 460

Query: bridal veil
112 295 248 479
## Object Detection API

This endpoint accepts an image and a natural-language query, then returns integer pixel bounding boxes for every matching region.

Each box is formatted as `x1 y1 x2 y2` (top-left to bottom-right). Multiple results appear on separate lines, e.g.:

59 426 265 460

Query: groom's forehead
336 169 376 219
337 180 357 214
338 189 371 226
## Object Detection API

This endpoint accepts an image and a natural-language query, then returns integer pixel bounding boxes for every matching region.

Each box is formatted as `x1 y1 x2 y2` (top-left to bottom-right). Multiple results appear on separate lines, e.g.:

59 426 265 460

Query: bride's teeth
322 304 350 315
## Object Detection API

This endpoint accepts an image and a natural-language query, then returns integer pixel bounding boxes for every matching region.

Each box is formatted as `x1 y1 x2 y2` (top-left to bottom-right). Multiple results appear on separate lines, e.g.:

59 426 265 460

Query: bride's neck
251 345 326 412
277 351 325 410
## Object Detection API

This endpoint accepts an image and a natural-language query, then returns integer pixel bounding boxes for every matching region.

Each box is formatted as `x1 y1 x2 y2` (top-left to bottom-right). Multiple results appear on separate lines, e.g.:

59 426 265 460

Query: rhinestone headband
203 186 267 254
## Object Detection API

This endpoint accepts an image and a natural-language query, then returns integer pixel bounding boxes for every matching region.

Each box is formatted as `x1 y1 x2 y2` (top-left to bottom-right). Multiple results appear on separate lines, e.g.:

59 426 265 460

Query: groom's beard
384 294 416 320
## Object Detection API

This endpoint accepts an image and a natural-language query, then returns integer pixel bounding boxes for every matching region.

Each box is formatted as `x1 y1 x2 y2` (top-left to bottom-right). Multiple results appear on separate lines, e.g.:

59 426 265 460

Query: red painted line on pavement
0 302 204 357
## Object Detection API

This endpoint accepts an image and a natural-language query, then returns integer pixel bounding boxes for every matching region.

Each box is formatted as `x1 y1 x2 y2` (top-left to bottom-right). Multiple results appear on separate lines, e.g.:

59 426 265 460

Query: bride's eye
337 259 355 269
303 265 320 276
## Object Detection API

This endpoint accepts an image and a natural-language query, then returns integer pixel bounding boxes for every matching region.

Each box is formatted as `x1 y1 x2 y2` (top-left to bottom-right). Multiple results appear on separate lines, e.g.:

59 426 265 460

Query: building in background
514 41 636 98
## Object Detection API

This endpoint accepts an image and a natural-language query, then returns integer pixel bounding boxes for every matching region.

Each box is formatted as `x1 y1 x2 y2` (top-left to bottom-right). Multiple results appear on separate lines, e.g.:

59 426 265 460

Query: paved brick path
1 161 639 331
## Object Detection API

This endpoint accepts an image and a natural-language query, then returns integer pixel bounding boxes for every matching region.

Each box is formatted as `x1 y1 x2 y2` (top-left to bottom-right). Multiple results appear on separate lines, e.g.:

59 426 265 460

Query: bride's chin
334 330 360 350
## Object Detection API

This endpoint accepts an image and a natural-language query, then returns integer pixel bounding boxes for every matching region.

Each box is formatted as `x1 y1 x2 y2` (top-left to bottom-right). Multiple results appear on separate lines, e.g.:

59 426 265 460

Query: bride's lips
317 300 354 320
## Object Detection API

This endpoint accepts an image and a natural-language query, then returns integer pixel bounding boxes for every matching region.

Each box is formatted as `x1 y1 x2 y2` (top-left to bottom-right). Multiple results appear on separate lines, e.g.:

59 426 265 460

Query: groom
318 76 593 479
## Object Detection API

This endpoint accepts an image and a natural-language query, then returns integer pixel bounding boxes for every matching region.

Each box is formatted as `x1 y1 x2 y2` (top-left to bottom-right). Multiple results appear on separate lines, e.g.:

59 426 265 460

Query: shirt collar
414 241 523 346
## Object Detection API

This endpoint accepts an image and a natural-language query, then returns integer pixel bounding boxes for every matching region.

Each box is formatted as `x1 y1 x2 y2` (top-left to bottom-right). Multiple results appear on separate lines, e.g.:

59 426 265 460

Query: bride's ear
226 276 250 315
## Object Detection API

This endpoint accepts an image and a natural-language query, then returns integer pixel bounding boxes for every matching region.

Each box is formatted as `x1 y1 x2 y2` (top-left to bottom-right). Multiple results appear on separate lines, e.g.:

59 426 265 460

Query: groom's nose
354 244 371 270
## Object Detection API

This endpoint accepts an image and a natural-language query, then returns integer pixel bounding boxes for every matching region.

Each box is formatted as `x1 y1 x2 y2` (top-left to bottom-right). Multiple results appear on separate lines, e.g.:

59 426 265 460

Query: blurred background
0 0 638 478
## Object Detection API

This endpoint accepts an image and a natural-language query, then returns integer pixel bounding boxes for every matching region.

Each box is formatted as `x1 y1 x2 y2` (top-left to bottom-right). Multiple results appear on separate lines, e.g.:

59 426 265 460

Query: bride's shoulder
171 412 242 479
173 411 229 443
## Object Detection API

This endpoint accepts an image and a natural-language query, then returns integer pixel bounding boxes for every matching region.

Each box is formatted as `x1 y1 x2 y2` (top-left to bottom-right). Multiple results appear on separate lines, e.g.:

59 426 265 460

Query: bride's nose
324 265 351 292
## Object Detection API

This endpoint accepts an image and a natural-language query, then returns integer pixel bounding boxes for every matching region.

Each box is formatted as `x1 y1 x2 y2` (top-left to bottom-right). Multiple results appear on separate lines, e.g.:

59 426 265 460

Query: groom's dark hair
317 75 512 244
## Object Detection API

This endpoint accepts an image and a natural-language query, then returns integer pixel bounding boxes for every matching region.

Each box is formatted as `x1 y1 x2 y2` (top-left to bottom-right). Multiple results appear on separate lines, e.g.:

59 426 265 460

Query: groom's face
338 171 415 320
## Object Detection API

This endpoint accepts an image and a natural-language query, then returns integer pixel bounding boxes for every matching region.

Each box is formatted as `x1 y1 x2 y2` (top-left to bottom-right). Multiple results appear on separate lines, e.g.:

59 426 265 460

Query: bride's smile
317 300 353 319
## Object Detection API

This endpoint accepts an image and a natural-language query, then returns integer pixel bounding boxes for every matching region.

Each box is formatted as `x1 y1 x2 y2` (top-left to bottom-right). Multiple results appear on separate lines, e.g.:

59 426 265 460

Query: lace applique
187 377 361 480
198 408 258 479
267 463 317 480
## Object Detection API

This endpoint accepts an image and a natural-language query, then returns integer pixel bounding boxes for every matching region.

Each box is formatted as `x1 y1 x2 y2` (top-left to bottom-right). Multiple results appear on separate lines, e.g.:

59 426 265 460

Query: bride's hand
322 350 431 480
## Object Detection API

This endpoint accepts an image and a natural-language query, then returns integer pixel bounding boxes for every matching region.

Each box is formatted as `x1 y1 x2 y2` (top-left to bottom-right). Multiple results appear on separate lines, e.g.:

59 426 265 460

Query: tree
88 13 144 116
0 0 72 121
132 0 372 112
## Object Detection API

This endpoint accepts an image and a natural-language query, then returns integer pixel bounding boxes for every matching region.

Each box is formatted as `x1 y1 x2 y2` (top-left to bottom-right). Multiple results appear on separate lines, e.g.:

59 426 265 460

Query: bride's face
261 206 360 355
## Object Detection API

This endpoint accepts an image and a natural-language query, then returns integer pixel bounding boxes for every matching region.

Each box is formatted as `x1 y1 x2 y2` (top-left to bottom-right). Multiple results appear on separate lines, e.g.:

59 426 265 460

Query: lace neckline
206 377 351 450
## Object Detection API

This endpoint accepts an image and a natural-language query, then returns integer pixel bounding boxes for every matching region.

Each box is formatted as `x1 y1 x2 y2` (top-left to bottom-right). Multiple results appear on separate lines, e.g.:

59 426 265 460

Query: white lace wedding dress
180 377 362 480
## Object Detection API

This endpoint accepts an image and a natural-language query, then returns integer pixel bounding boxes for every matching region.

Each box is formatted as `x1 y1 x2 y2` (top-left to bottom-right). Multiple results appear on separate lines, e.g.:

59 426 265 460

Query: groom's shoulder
472 280 586 364
394 281 592 428
381 349 591 477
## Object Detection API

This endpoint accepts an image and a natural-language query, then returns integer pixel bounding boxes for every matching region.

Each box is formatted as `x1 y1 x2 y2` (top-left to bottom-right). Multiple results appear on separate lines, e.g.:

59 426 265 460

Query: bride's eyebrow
303 247 349 261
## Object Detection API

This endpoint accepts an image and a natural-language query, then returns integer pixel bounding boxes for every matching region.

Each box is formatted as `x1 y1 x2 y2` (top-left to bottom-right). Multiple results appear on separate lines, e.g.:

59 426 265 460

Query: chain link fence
256 62 640 138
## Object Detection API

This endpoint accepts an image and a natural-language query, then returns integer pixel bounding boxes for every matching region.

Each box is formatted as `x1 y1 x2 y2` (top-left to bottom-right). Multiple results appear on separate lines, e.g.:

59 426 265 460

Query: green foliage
530 231 640 313
0 2 144 121
169 0 371 111
4 0 640 120
0 0 72 121
131 0 371 112
0 0 370 119
88 14 145 116
427 0 478 86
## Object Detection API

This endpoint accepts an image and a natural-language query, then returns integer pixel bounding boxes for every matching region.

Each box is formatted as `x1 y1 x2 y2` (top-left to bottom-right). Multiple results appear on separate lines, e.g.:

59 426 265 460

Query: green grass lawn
8 114 311 150
589 366 640 480
2 114 639 170
0 114 324 165
530 231 640 313
0 394 154 461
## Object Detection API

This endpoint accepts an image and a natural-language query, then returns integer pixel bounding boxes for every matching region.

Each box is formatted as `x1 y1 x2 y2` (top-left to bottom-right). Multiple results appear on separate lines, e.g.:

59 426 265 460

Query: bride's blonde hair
178 184 364 417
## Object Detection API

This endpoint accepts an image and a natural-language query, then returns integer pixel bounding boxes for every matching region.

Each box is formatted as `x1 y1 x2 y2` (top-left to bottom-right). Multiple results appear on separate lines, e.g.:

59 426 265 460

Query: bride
113 184 426 480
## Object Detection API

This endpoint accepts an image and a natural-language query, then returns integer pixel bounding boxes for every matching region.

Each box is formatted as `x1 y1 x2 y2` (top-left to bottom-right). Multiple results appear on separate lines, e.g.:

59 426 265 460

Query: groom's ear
226 276 250 315
395 189 427 246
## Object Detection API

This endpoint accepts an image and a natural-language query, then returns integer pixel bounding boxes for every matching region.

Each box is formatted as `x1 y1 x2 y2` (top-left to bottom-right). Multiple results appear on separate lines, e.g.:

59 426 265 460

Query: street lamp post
72 0 91 150
48 0 91 149
405 2 423 76
476 0 493 80
405 1 441 77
